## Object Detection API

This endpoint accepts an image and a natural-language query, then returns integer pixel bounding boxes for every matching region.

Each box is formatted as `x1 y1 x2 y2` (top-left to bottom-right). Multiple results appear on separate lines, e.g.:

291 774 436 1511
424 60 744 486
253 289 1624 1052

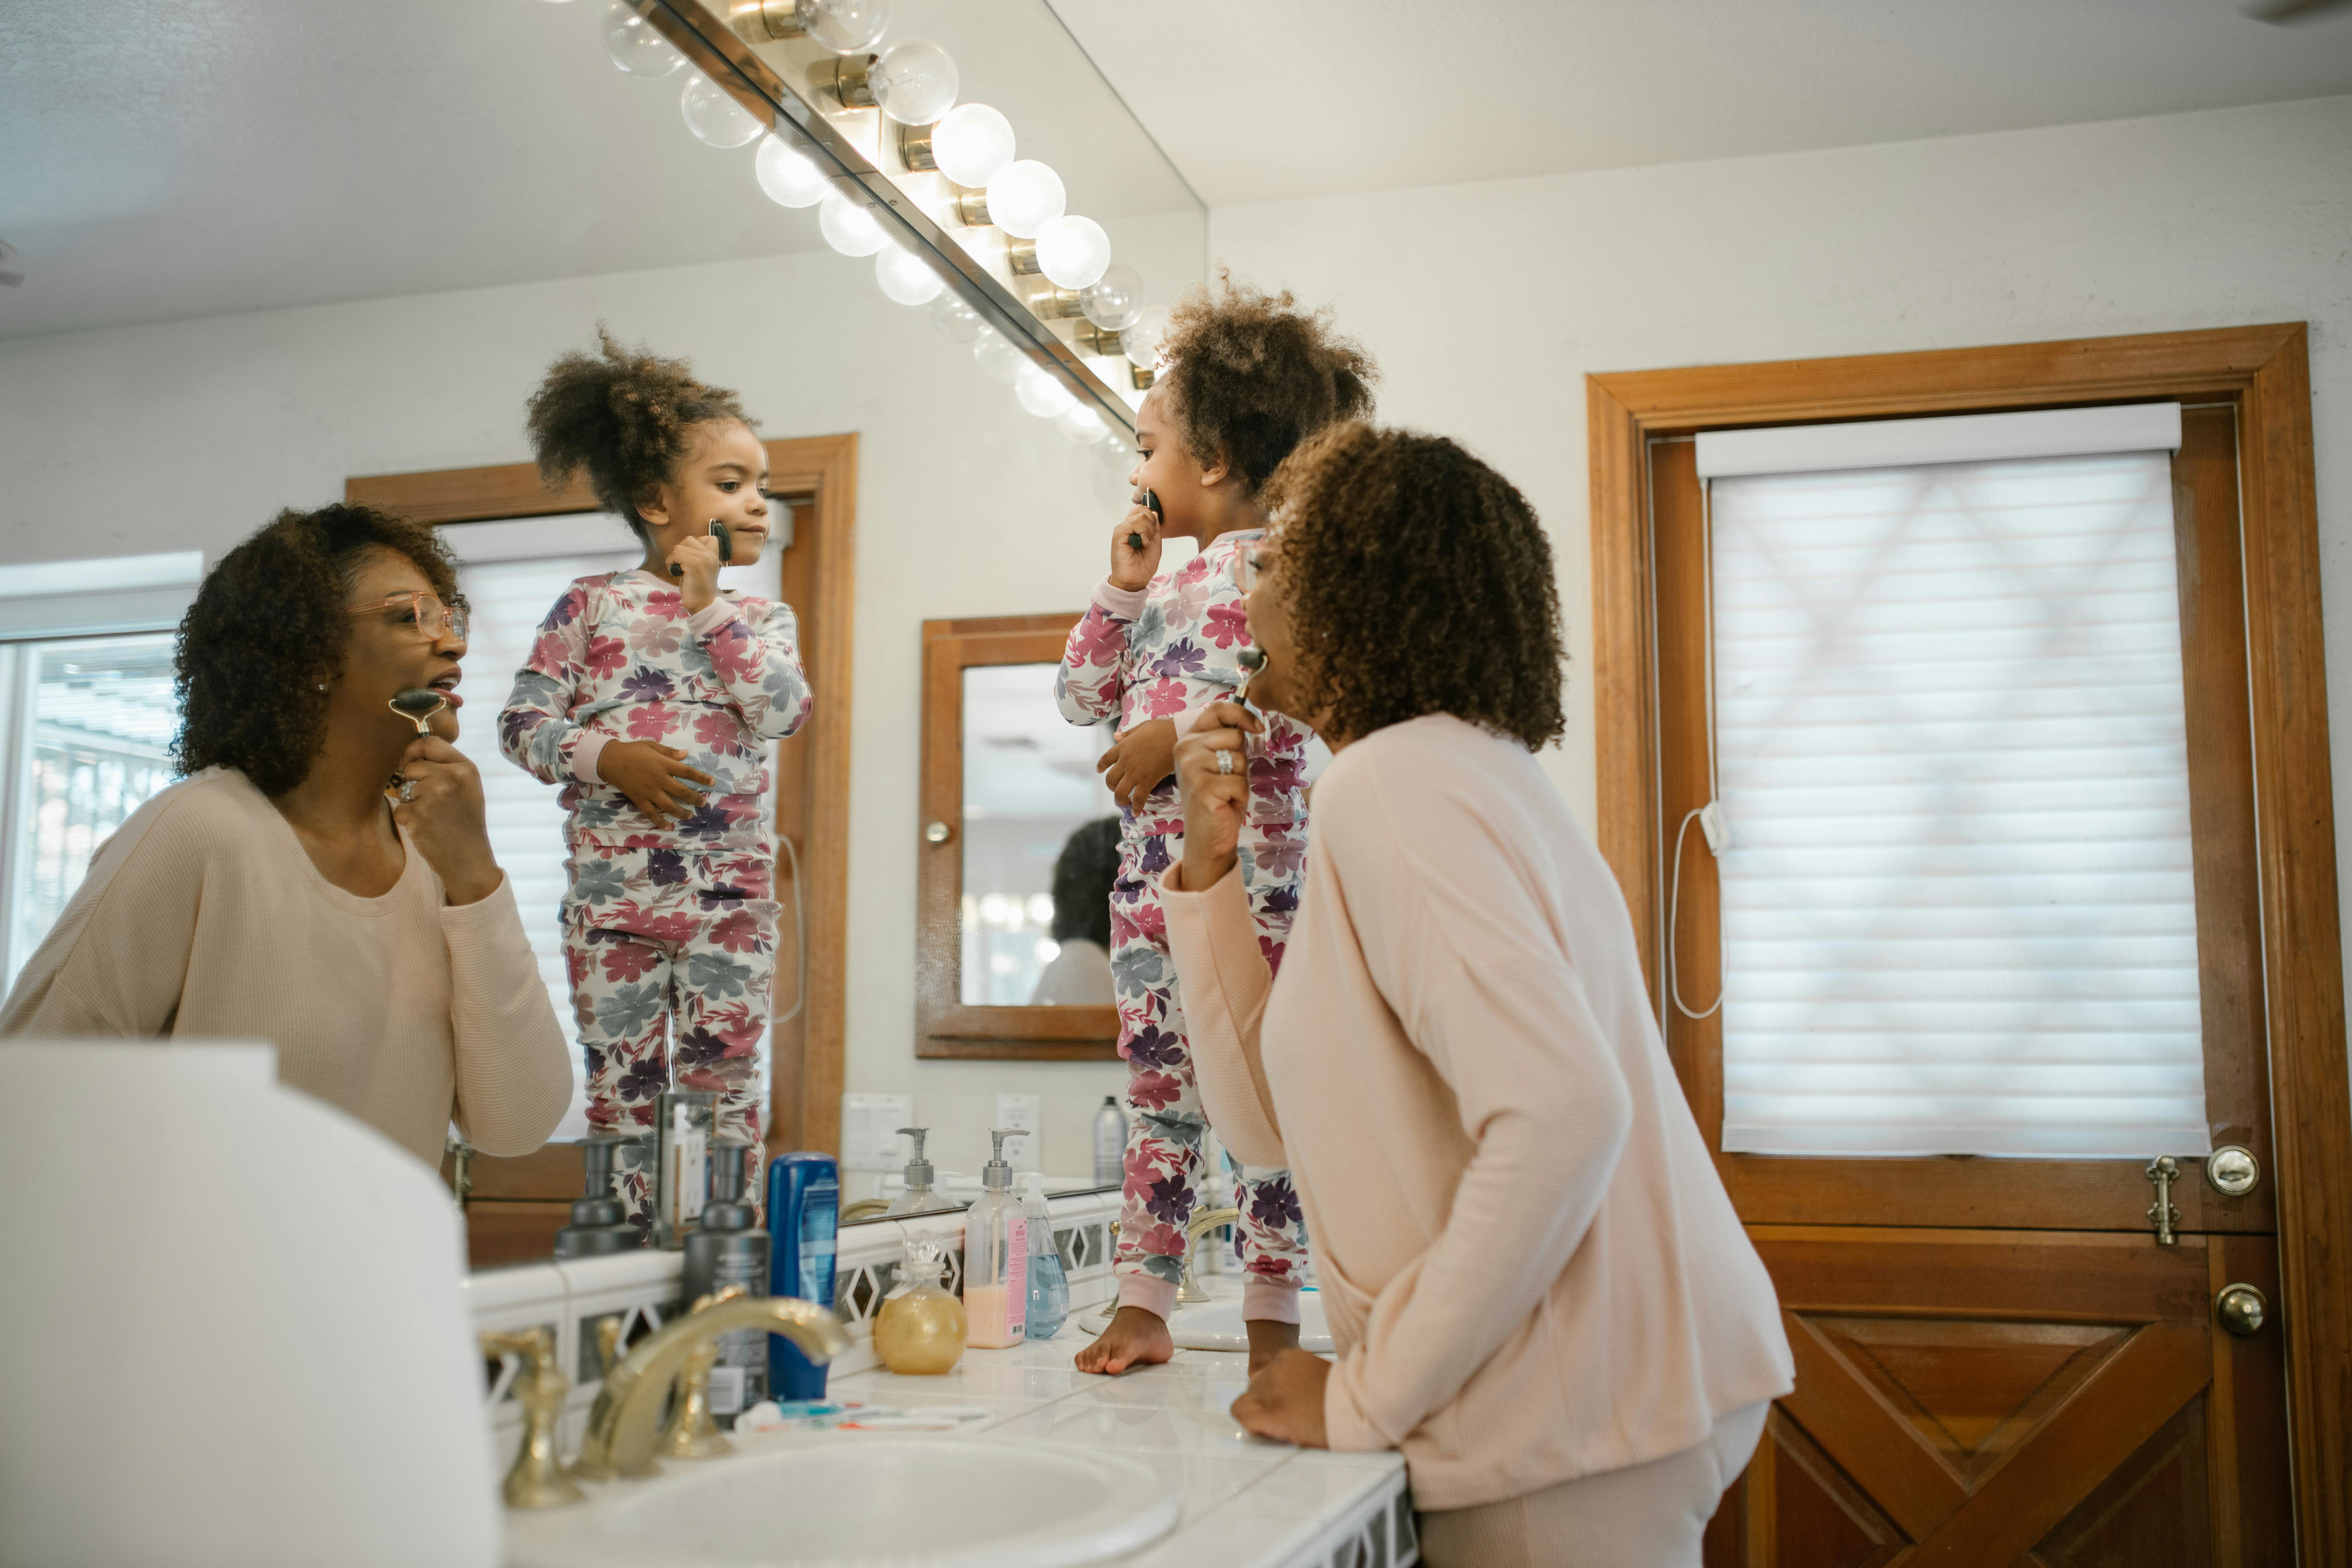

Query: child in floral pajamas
505 330 810 1226
1063 276 1376 1376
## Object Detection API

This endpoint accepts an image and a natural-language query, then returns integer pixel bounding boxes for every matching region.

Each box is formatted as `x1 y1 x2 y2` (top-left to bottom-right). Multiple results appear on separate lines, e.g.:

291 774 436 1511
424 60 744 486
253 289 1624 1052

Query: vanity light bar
632 0 1136 438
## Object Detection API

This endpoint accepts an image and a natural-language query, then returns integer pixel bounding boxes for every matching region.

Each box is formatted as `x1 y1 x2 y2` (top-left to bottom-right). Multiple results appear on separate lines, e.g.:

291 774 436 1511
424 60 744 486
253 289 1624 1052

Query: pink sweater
1161 714 1792 1509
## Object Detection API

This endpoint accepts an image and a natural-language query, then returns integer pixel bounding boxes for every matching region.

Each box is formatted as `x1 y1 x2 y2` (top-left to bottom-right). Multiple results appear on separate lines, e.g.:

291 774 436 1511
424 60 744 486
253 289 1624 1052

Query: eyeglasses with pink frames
346 592 469 642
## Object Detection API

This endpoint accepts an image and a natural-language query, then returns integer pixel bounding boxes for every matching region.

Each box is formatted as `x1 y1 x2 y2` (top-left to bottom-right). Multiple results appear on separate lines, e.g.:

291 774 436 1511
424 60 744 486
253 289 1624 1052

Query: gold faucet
1177 1206 1242 1304
478 1327 583 1510
571 1293 850 1482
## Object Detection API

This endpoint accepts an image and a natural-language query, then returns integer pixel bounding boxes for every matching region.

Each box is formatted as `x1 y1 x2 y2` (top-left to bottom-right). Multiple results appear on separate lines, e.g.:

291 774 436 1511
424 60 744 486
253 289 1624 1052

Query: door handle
2215 1282 2267 1337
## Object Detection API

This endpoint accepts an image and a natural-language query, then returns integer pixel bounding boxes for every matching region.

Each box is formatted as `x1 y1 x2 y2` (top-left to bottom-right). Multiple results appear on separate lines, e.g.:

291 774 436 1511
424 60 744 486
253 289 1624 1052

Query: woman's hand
1097 717 1177 811
1108 501 1162 592
1173 700 1261 894
667 530 725 614
599 741 713 826
393 737 502 907
1231 1349 1331 1448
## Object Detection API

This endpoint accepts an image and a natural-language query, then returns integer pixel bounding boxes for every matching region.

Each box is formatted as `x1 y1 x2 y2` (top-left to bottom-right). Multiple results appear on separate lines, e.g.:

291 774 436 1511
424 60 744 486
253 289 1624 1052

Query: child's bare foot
1246 1318 1301 1380
1075 1306 1174 1375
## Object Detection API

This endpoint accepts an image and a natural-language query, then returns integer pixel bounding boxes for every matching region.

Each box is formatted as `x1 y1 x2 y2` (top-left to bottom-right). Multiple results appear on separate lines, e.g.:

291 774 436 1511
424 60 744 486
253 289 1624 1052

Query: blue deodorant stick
765 1152 840 1400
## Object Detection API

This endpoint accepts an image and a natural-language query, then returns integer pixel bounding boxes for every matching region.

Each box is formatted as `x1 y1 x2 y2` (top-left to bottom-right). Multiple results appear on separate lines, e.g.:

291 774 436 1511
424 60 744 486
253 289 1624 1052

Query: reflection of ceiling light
0 239 20 288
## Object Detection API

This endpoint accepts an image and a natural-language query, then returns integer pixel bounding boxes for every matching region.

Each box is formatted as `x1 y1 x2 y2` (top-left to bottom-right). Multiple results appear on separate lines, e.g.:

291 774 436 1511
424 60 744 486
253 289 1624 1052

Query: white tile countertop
823 1325 1415 1568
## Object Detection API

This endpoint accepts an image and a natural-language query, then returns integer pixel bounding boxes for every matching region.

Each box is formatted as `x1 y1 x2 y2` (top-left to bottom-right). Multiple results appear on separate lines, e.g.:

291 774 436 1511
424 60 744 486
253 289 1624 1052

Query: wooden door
1634 407 2299 1564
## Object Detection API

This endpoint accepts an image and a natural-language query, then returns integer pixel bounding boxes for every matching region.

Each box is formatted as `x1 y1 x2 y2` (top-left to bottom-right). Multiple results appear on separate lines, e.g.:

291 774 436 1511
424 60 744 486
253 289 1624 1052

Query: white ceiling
2 0 2346 342
1049 0 2352 207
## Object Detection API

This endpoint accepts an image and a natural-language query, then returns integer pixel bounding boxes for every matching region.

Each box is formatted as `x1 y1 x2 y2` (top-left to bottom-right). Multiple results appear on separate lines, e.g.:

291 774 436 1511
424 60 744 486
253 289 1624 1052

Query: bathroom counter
828 1326 1415 1568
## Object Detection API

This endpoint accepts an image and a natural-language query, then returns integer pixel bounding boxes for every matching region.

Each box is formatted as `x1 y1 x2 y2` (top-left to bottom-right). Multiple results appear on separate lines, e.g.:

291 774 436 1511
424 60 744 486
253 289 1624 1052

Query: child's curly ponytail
525 326 755 539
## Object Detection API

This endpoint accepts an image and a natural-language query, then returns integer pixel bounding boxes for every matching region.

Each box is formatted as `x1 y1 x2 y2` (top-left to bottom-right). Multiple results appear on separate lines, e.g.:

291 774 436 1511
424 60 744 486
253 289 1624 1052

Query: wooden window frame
1588 324 2350 1562
348 432 857 1203
914 613 1120 1061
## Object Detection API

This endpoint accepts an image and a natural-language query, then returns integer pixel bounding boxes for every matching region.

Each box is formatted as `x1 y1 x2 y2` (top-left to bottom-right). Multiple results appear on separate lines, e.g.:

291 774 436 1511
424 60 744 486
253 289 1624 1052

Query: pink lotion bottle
962 1129 1029 1348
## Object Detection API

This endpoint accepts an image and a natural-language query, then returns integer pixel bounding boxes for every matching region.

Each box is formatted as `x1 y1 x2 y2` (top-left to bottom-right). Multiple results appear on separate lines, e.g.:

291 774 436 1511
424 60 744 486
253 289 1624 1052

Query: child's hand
1097 717 1178 812
599 741 714 826
666 531 725 614
1108 501 1162 593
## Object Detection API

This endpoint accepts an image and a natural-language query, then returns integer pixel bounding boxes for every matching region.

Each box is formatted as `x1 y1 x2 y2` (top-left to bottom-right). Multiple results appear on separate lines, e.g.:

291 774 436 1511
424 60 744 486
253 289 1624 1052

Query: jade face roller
388 688 448 734
669 518 734 578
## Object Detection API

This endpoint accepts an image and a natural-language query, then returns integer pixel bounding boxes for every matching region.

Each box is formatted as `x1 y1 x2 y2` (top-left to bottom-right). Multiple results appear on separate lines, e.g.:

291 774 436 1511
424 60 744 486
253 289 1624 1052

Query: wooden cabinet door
1643 407 2299 1563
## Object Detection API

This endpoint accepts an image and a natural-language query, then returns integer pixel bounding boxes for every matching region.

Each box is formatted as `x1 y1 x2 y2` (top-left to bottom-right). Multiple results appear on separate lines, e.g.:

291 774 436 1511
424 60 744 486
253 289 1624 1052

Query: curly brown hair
525 325 755 537
1158 273 1377 492
1263 423 1565 750
173 503 461 795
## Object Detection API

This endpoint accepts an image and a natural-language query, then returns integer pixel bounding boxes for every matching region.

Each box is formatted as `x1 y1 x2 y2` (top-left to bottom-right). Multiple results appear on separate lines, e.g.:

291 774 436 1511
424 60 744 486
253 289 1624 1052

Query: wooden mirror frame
914 613 1120 1060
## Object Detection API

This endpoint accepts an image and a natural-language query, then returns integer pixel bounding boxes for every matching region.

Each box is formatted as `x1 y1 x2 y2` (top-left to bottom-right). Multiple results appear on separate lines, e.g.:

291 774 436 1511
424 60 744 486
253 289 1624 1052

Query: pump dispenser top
982 1127 1017 1191
884 1126 937 1216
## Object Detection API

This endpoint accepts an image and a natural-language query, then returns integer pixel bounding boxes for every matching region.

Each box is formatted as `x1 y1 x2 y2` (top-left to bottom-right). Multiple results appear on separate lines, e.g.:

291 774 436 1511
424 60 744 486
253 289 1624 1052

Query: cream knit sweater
1162 714 1793 1511
0 768 572 1167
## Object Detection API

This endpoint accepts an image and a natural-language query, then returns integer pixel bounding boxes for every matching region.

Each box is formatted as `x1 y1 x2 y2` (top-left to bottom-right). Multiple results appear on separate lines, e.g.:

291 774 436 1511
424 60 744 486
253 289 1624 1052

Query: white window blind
1705 421 2210 1159
441 517 782 1143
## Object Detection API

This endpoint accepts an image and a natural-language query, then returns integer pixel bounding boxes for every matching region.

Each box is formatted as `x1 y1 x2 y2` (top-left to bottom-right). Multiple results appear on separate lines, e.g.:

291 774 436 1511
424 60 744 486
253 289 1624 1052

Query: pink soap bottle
962 1129 1029 1348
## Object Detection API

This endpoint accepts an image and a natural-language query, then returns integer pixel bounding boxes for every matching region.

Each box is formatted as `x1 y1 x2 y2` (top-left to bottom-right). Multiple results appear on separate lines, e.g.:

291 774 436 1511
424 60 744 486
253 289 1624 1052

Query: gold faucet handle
478 1326 585 1510
655 1285 751 1462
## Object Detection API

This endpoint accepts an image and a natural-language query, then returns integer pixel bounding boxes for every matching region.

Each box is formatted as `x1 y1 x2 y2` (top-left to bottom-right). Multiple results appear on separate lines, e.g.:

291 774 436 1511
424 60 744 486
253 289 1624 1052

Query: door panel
1654 404 2295 1563
1706 1230 2291 1566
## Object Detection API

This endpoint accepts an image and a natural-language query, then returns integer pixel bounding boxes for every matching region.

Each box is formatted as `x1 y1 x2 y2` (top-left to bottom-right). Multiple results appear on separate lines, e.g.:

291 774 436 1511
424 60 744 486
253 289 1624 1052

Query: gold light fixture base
898 120 938 171
1031 288 1085 320
827 53 876 109
726 0 806 42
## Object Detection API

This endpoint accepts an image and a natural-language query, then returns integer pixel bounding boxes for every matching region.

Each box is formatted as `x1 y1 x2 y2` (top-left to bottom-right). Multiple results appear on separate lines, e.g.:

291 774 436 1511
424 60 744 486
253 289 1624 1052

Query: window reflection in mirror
959 663 1119 1007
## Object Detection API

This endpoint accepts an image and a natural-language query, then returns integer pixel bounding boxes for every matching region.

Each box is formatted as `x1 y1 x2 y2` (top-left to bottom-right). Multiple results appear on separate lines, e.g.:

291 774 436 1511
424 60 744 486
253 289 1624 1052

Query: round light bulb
603 0 685 76
930 292 983 343
681 74 764 148
870 38 957 126
1121 304 1171 369
817 191 886 257
755 135 828 208
795 0 889 54
930 103 1014 187
985 160 1065 240
972 326 1025 386
873 242 944 306
1035 215 1111 290
1055 404 1110 447
1015 363 1077 419
1079 264 1145 332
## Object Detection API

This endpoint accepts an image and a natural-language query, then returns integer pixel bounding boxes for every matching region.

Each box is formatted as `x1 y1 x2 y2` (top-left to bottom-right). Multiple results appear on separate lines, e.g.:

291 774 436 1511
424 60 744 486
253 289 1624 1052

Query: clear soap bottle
1021 1172 1068 1341
962 1129 1029 1348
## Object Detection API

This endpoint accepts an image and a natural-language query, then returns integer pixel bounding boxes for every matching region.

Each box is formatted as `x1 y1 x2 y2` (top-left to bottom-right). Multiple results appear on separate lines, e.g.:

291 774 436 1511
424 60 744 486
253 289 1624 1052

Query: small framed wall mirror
916 614 1122 1059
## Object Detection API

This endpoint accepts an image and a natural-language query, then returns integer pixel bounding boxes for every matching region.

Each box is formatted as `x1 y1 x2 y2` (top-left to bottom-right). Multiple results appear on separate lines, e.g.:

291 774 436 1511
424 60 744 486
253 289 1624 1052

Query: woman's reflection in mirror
1030 816 1119 1005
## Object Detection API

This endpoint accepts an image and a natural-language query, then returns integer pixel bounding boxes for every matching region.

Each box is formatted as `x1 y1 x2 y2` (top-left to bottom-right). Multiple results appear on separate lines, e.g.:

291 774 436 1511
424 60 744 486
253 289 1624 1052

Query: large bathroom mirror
401 0 1201 1262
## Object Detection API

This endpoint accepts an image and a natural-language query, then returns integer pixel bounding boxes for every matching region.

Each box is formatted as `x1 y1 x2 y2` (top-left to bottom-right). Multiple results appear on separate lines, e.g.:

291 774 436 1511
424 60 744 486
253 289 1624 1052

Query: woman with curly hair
1160 425 1792 1566
1059 274 1375 1379
0 504 572 1168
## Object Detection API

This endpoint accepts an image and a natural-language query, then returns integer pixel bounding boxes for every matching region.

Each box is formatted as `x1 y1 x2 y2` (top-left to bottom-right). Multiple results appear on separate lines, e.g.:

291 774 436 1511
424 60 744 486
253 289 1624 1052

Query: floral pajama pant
563 842 778 1230
1111 814 1310 1302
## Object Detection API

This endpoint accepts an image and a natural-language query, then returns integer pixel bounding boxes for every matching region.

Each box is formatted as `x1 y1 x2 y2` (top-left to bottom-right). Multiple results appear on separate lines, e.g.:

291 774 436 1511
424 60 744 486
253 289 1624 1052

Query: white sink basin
1169 1289 1333 1354
504 1435 1178 1568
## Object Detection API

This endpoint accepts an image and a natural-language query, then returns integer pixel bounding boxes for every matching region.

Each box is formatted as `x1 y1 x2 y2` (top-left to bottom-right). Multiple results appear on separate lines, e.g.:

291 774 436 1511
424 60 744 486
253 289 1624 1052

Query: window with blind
441 517 784 1142
1695 405 2211 1159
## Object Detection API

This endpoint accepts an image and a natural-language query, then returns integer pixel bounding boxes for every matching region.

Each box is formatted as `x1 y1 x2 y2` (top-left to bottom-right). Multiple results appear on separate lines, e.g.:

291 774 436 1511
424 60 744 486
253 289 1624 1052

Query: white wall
0 244 1132 1182
3 94 2347 1177
1211 94 2352 1068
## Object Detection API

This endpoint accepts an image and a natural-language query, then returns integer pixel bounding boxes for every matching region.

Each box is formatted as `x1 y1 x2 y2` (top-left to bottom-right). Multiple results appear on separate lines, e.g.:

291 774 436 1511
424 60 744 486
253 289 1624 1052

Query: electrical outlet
840 1093 915 1173
994 1093 1041 1173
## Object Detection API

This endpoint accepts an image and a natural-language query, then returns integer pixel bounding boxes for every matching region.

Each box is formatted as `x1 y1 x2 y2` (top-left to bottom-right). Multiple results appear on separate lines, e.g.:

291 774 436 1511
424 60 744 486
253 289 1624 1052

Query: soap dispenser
681 1143 768 1424
884 1126 938 1216
552 1137 643 1259
1021 1173 1068 1341
962 1129 1029 1348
